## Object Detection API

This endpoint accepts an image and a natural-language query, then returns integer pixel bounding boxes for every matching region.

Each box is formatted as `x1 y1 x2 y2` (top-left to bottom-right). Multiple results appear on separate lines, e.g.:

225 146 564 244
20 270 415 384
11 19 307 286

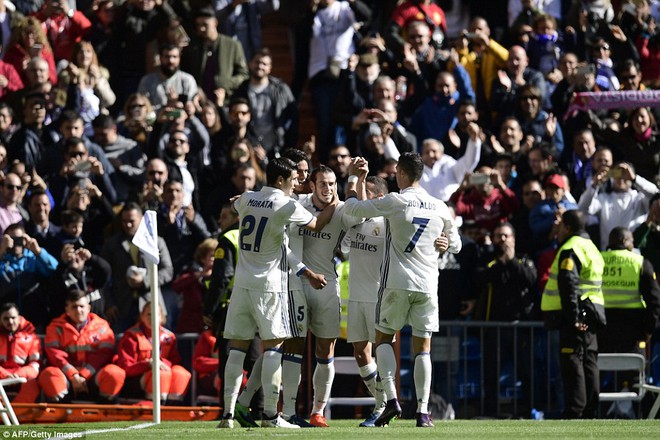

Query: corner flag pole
150 261 161 424
131 210 161 424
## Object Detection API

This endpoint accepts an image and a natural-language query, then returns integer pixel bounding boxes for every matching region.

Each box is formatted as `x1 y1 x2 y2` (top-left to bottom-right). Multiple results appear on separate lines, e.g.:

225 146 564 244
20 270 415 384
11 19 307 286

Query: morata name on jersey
407 200 437 210
247 200 274 208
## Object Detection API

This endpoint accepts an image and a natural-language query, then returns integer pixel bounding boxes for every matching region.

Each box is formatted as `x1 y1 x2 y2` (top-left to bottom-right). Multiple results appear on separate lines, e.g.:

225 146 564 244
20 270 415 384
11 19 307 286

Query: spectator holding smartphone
0 222 58 327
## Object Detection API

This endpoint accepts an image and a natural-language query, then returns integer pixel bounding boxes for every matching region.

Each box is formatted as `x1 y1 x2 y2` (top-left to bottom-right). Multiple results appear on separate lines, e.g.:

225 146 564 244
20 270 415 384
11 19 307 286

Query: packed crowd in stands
0 0 658 414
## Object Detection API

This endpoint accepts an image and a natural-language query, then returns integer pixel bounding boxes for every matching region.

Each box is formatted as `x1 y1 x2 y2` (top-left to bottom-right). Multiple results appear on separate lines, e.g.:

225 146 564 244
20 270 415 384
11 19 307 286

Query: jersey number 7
240 215 268 252
404 217 429 253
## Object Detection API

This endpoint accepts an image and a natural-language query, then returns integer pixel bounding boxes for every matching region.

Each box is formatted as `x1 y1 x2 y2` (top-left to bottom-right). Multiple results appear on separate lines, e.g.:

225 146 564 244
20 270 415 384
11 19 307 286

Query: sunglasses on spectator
4 184 22 190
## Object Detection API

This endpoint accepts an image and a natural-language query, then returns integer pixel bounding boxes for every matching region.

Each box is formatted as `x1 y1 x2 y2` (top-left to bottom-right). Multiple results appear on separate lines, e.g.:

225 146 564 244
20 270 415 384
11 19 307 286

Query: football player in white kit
342 175 390 427
344 152 462 428
286 165 364 427
219 157 335 429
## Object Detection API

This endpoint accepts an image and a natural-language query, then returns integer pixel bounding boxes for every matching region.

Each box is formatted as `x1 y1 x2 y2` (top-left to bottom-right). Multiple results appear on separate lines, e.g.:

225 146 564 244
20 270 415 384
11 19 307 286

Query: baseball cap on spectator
544 174 566 189
358 53 379 67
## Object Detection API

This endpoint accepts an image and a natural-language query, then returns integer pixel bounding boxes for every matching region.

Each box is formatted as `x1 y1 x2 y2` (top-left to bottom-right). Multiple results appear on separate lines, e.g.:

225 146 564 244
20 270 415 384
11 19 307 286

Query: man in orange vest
39 289 125 403
0 302 41 402
117 301 191 403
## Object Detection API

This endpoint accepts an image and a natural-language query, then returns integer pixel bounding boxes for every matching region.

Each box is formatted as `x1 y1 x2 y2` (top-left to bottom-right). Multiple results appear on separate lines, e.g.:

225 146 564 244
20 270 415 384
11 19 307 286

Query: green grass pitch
2 420 660 439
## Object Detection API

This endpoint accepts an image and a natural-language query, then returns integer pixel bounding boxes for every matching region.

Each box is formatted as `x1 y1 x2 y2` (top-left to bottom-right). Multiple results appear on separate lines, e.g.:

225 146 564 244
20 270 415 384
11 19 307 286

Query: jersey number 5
404 217 429 253
240 215 268 252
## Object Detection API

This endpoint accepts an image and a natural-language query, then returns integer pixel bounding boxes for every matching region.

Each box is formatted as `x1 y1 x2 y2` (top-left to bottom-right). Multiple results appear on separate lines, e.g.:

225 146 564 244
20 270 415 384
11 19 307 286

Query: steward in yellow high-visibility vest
598 227 660 355
541 209 605 419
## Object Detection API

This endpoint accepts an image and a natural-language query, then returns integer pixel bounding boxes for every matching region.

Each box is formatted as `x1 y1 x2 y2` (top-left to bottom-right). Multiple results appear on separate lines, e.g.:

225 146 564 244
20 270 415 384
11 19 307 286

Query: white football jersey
344 217 385 303
296 195 362 280
233 187 314 292
344 186 461 294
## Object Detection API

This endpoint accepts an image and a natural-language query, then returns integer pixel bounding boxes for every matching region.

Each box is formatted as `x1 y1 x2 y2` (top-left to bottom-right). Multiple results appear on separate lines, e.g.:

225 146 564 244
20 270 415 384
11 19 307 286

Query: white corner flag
132 210 160 264
132 210 161 423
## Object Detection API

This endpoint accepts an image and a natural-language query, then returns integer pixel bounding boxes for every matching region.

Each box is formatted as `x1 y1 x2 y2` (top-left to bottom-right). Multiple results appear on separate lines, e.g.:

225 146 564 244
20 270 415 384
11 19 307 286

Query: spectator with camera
51 237 112 321
61 179 115 256
332 52 382 152
449 166 520 233
455 16 509 124
0 222 58 327
156 179 210 278
139 158 168 211
48 137 117 208
578 161 659 250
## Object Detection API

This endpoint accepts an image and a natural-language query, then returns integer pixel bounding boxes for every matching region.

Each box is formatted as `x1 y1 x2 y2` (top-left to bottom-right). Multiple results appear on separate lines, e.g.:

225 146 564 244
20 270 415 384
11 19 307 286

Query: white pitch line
81 422 158 436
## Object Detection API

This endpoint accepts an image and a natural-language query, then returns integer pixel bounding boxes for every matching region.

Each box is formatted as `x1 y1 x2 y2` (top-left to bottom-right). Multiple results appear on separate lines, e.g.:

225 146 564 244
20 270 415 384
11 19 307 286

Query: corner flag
132 210 160 264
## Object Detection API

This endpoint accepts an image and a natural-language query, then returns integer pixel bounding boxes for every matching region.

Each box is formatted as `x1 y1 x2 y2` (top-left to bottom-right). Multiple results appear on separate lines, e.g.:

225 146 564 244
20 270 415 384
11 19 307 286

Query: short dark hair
121 202 143 217
494 221 515 237
92 113 115 129
229 97 251 112
4 223 25 236
158 43 180 55
59 110 83 127
310 164 335 185
495 153 514 166
27 188 49 205
281 148 309 165
60 209 83 226
252 47 272 60
366 176 389 195
397 152 424 183
562 209 585 233
65 289 88 305
266 157 297 186
65 137 85 151
0 302 18 315
608 226 632 250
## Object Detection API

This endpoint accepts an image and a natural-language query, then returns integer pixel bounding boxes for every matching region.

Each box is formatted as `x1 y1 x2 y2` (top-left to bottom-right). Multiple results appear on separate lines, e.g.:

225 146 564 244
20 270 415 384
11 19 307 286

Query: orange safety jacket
44 313 116 381
192 330 219 378
0 316 40 379
117 323 181 377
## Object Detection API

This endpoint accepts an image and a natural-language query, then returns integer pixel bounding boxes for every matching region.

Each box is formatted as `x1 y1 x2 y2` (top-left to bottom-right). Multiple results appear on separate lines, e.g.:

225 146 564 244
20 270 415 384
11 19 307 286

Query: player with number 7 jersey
343 153 461 428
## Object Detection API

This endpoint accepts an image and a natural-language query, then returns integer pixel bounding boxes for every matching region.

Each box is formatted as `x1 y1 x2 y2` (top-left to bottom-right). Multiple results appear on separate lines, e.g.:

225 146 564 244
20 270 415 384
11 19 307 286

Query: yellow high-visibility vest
337 260 350 340
541 235 604 311
600 249 645 309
